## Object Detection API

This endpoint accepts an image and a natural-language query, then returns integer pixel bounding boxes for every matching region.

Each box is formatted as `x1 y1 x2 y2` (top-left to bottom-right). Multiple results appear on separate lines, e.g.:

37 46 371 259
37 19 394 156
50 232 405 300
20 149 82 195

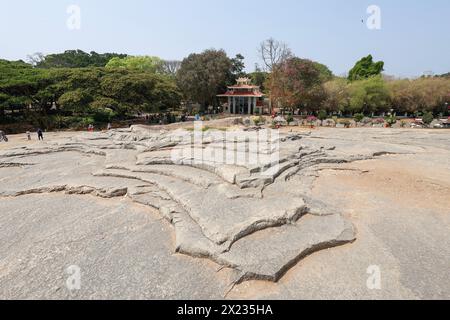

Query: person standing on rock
37 128 44 141
0 130 8 142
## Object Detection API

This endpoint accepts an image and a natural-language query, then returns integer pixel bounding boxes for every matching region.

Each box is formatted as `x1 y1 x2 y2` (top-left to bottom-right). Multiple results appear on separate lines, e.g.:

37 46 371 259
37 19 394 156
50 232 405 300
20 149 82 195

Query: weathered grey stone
9 125 432 287
1 124 449 299
217 214 355 282
0 126 362 284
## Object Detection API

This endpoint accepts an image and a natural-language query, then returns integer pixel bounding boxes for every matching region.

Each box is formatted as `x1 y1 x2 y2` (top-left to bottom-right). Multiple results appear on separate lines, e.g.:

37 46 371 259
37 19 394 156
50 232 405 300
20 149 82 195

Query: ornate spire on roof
236 77 251 85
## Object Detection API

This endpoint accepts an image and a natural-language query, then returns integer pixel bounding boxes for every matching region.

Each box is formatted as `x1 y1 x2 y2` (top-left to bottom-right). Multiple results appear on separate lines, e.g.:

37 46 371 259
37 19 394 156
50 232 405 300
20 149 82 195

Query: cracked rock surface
0 125 363 283
1 122 449 299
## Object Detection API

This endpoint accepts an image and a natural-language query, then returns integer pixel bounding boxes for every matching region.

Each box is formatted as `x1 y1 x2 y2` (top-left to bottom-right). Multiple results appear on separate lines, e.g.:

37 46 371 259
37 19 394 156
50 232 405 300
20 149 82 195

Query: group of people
26 129 44 141
0 129 44 143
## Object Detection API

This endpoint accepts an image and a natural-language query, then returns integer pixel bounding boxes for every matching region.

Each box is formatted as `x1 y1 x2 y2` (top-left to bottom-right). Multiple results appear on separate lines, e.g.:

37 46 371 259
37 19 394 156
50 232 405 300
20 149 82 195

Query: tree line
1 45 449 132
266 45 449 117
0 57 181 130
0 49 247 130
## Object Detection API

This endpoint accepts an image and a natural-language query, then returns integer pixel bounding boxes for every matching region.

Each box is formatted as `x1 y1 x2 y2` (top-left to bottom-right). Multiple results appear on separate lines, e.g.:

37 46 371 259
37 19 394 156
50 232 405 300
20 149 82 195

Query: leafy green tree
50 68 102 94
313 62 334 82
387 79 418 114
230 54 246 82
35 50 127 68
106 56 164 73
58 89 93 114
249 65 269 92
100 70 181 115
177 49 232 110
347 76 390 115
149 75 183 113
387 77 450 115
0 58 182 126
0 92 9 120
348 55 384 81
89 97 119 122
0 59 56 117
412 78 450 113
323 78 349 113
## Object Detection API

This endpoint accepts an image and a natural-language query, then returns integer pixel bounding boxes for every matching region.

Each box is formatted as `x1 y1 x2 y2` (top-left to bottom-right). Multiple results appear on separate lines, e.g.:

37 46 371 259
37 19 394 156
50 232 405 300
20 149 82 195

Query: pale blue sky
0 0 449 77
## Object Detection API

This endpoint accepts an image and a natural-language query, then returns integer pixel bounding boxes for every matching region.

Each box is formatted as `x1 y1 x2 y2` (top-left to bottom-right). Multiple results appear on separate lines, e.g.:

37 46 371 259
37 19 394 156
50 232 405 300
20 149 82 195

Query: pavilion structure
217 78 265 115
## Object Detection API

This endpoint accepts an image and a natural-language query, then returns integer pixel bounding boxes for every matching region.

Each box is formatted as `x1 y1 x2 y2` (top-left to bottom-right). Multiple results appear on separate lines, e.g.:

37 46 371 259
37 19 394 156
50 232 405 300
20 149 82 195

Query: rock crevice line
0 126 382 284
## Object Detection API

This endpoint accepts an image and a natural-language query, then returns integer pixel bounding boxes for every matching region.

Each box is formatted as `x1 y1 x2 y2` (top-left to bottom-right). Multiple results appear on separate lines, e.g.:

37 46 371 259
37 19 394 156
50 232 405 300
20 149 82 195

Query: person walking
26 131 31 141
37 128 44 141
0 130 8 142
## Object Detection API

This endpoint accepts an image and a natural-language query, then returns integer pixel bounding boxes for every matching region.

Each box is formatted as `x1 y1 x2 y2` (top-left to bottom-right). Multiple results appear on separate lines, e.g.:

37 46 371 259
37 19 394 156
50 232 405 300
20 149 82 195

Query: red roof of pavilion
217 90 264 97
218 77 264 97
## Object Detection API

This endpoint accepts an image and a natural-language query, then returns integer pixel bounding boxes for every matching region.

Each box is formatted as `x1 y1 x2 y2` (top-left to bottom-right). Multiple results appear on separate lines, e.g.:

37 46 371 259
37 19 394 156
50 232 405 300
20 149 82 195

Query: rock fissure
1 125 398 284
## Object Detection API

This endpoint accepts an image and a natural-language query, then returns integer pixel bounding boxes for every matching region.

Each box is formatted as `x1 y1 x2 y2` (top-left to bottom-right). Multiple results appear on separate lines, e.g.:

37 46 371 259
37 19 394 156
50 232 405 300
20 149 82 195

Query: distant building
217 78 265 115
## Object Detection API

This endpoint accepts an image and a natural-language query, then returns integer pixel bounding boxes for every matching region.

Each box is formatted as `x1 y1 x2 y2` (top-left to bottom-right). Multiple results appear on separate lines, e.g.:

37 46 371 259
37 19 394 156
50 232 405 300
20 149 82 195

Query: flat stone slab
218 214 355 282
0 125 364 283
2 124 450 299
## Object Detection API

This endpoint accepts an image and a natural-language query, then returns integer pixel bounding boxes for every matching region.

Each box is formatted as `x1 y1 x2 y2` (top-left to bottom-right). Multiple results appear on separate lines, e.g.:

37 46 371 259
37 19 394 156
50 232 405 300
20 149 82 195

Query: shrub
307 116 317 123
354 113 365 123
47 115 73 130
93 108 116 123
385 115 397 127
318 110 328 121
373 118 385 125
422 112 434 126
253 116 265 126
258 116 265 125
286 115 294 124
72 117 95 130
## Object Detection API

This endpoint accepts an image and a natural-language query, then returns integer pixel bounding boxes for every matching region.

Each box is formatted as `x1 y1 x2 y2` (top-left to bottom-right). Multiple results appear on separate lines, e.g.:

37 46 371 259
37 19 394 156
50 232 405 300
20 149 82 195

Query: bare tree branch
258 38 292 72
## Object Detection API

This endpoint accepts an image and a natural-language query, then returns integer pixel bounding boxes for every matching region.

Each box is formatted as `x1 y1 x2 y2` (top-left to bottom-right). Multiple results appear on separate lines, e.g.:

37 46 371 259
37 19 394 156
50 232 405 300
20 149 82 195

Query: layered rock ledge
1 124 425 283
